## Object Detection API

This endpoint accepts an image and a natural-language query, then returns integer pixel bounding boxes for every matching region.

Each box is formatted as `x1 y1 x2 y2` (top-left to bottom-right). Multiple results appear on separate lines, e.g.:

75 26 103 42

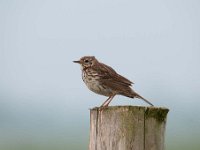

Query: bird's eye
84 59 89 63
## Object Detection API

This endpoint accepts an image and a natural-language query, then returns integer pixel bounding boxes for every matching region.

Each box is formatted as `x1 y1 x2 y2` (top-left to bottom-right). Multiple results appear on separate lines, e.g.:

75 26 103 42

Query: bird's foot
98 105 108 111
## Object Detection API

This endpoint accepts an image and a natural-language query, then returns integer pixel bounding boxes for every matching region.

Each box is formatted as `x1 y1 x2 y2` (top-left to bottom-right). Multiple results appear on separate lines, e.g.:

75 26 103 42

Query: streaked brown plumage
73 56 153 107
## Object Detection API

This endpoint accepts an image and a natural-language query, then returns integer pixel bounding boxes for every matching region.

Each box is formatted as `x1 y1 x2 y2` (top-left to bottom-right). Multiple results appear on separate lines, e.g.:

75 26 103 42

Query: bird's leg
100 96 111 107
103 94 116 107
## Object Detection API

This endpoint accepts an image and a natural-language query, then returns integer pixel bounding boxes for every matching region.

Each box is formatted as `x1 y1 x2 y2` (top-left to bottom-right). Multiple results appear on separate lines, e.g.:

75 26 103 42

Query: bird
73 56 153 107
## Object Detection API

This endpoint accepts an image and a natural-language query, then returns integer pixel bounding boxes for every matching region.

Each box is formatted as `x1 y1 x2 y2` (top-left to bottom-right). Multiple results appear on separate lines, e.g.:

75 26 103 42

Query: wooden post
89 106 169 150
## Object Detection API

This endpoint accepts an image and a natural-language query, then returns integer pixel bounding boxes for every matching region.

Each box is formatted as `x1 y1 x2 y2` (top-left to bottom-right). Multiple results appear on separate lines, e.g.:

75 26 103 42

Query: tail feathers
128 91 154 106
119 87 154 106
134 94 154 106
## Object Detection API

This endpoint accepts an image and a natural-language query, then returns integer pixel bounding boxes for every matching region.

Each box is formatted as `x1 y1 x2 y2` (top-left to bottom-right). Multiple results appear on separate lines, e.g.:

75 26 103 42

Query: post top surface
90 105 169 122
90 105 169 112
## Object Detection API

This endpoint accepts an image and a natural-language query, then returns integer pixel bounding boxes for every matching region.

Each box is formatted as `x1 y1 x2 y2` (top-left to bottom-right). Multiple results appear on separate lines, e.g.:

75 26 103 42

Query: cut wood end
90 105 169 122
90 105 144 111
90 105 169 111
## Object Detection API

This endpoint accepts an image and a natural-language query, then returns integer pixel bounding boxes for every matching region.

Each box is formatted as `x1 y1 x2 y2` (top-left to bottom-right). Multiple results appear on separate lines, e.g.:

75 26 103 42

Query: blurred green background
1 0 200 150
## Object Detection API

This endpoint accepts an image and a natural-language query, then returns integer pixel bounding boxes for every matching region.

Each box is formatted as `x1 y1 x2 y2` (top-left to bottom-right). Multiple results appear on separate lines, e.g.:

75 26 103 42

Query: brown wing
101 77 133 92
94 62 133 86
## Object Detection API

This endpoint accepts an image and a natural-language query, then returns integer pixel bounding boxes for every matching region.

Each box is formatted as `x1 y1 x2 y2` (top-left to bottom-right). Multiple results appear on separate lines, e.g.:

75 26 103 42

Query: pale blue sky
0 0 200 150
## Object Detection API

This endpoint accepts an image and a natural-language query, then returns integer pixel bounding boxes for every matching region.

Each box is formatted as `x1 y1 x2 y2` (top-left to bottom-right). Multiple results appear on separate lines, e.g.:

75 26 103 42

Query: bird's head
73 56 97 69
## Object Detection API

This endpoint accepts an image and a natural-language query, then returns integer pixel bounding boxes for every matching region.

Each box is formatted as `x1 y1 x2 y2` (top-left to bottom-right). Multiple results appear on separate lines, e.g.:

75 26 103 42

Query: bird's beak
73 60 81 64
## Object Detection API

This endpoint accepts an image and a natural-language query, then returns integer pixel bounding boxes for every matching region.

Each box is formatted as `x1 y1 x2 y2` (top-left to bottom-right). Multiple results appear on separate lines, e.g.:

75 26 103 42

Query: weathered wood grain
89 106 169 150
